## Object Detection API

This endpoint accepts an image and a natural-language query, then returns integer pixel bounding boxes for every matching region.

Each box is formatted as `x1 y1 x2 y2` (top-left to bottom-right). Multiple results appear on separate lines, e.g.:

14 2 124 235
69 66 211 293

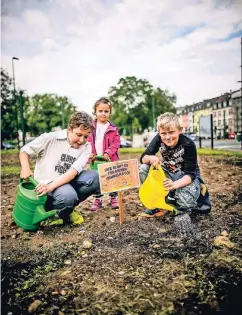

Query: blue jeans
45 170 100 221
139 164 200 210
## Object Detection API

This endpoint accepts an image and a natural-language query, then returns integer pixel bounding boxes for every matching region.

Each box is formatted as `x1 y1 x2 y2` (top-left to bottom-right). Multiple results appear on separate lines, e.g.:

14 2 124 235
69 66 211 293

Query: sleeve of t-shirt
183 141 197 180
140 134 161 163
71 143 92 174
20 133 53 157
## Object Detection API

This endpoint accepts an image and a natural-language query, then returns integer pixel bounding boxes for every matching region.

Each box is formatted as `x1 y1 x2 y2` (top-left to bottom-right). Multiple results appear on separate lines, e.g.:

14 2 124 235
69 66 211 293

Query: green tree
108 76 176 136
1 68 17 145
25 94 77 135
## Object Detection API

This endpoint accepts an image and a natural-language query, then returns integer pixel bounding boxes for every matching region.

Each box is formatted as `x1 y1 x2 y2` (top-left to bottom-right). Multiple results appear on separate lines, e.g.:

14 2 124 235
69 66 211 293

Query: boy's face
68 126 91 148
158 127 181 148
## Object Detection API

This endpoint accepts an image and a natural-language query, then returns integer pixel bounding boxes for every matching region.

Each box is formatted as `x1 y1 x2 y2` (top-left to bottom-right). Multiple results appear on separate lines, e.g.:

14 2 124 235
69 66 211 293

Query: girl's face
95 103 111 123
68 126 91 148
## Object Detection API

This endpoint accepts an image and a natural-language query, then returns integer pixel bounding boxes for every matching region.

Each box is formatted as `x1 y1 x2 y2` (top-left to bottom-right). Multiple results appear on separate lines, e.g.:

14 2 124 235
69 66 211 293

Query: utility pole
19 90 26 146
210 114 214 149
223 110 226 139
61 103 65 129
240 37 242 150
237 37 242 150
12 56 20 149
152 96 155 130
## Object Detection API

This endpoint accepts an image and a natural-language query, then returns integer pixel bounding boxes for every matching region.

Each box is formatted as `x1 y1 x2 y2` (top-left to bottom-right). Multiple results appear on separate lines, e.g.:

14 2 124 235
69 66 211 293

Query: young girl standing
88 97 121 211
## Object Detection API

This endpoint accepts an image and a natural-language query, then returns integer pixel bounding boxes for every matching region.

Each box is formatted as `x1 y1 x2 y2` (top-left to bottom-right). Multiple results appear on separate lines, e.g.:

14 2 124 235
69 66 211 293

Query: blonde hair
156 112 182 131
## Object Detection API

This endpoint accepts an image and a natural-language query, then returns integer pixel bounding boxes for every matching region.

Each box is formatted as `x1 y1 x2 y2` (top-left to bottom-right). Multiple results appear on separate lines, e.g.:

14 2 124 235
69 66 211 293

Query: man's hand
20 167 33 180
103 153 111 161
163 178 178 191
149 156 160 168
34 183 55 196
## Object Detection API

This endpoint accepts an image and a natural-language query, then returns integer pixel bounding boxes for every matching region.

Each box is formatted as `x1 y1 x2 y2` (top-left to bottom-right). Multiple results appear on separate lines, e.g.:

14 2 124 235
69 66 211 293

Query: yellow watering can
139 165 175 212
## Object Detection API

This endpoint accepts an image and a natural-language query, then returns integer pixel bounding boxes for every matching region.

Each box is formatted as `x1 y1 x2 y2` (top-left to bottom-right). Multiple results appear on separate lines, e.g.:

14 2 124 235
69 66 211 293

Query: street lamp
12 56 20 149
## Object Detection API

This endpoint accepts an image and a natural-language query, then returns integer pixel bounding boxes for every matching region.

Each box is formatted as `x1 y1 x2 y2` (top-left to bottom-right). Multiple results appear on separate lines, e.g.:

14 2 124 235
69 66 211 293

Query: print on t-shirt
55 154 76 175
160 143 185 173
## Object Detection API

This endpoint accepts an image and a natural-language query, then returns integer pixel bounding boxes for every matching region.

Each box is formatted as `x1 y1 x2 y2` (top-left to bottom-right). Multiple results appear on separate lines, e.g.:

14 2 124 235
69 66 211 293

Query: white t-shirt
95 122 109 155
21 129 91 184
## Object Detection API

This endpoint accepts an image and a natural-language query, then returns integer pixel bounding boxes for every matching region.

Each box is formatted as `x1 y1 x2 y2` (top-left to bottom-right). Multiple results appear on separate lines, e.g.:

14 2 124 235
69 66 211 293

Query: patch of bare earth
1 154 242 315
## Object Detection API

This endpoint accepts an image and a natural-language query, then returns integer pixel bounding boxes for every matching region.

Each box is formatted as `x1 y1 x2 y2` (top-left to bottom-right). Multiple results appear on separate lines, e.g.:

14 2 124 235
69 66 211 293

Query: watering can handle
150 164 162 171
94 155 106 161
19 176 39 187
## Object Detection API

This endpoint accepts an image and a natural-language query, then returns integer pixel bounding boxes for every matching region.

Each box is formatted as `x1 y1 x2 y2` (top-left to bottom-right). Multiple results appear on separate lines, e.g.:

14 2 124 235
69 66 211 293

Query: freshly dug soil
1 153 242 315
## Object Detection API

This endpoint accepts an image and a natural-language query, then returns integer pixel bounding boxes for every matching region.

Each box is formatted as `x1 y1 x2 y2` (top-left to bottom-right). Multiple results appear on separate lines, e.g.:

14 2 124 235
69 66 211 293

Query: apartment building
177 90 242 138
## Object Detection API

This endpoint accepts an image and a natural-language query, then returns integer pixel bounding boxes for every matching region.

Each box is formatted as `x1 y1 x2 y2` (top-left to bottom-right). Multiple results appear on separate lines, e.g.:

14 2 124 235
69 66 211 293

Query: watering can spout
32 206 57 224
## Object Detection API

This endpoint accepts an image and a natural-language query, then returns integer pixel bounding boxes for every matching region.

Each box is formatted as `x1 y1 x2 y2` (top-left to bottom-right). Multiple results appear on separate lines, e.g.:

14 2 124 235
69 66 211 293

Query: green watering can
12 177 57 231
90 155 107 171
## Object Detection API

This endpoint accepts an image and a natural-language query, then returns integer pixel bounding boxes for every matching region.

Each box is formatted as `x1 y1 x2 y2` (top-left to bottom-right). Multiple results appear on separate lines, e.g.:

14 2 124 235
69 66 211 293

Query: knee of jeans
139 164 149 183
53 190 79 208
76 170 99 187
78 174 100 195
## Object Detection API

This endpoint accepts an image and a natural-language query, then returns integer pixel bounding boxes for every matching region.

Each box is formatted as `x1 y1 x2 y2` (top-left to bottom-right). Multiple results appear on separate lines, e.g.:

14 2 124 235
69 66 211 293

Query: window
229 108 233 115
213 112 216 117
218 111 221 116
218 120 221 126
218 103 222 108
213 121 216 127
229 119 233 125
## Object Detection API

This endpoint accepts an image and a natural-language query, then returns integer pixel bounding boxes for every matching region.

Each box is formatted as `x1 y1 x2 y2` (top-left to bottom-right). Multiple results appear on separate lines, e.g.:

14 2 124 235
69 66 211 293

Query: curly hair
68 111 94 131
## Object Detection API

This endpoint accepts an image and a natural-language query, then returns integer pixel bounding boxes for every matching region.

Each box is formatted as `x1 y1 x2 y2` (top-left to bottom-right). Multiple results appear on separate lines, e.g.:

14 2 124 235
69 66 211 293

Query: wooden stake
118 191 125 225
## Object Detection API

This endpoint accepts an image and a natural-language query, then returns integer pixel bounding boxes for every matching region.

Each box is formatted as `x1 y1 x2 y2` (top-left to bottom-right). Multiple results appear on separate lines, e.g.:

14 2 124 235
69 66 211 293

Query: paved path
195 139 242 151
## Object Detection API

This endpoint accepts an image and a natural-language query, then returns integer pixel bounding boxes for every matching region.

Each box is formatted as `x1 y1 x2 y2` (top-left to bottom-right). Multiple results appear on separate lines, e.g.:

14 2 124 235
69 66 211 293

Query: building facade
177 90 241 139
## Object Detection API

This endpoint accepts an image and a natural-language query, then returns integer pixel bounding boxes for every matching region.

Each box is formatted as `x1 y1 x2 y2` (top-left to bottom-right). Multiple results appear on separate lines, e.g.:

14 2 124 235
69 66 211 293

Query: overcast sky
1 0 242 114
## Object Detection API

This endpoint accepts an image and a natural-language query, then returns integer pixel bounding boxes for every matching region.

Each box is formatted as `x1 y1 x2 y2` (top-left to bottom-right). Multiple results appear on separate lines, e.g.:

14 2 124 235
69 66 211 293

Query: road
194 139 242 151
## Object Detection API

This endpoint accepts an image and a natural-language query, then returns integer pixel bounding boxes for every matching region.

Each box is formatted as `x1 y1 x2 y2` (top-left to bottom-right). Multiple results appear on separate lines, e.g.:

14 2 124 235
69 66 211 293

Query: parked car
228 132 235 139
184 133 196 141
1 142 14 150
120 137 132 148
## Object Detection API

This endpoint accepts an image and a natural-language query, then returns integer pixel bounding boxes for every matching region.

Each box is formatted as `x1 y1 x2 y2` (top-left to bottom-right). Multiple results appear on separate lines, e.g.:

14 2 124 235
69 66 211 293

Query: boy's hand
89 153 95 161
20 167 33 180
149 156 160 168
103 153 111 161
34 183 55 196
163 178 177 191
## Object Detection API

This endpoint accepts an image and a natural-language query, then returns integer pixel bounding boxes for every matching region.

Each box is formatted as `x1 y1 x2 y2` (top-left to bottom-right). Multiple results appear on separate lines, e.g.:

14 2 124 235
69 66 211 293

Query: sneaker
45 217 64 226
91 198 102 211
165 194 178 207
139 209 168 218
110 196 119 209
70 211 84 224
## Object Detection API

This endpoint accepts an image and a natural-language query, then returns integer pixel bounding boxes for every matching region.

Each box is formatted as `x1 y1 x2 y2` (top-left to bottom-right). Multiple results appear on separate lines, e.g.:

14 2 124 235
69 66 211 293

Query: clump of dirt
1 153 242 314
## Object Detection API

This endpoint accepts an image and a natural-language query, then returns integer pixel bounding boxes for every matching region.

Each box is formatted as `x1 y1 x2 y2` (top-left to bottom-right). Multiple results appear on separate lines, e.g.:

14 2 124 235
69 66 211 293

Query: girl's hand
163 179 177 191
149 156 160 168
103 153 111 161
34 183 55 196
20 167 33 180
